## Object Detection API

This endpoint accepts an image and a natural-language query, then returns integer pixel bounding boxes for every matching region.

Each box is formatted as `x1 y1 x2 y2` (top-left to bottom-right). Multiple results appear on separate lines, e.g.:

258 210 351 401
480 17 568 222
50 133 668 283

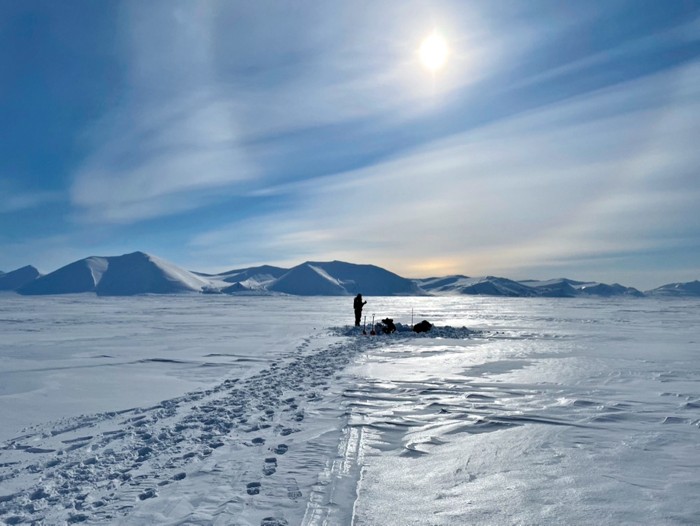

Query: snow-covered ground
1 295 698 525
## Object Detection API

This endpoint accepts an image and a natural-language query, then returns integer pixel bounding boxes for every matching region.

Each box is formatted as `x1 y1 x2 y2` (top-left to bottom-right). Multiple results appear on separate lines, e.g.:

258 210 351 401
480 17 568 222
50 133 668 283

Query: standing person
354 293 367 327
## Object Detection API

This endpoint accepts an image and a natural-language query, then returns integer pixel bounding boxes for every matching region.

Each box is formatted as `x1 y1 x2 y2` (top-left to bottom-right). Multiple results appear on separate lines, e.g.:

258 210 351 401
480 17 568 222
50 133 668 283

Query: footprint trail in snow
0 330 387 525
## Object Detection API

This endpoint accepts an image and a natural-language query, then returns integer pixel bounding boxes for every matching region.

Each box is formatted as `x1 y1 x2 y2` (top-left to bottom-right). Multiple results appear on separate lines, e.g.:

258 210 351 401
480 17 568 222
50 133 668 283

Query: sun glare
419 31 449 72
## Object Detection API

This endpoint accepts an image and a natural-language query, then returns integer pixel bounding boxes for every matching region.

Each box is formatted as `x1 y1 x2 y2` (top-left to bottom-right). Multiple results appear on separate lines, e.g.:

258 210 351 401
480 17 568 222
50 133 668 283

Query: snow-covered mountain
417 275 537 297
645 280 700 297
6 250 697 297
520 279 643 298
19 252 208 296
417 275 644 297
217 265 288 284
268 261 421 296
414 275 471 293
204 265 288 292
517 278 582 297
0 265 41 291
576 282 644 297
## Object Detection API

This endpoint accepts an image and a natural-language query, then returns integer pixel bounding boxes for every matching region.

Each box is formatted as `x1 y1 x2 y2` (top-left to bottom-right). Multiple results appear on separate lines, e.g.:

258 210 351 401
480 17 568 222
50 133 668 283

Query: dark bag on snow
413 320 433 333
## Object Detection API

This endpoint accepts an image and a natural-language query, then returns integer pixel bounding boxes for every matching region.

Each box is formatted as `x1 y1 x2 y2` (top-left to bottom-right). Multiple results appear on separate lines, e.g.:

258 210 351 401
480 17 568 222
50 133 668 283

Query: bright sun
419 31 449 72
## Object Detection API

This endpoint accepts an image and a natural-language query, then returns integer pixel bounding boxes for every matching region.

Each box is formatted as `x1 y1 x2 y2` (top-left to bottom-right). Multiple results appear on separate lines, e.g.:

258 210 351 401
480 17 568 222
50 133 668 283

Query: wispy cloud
57 1 699 289
71 91 255 223
509 13 700 92
190 61 700 286
70 3 254 224
69 1 514 225
0 181 62 213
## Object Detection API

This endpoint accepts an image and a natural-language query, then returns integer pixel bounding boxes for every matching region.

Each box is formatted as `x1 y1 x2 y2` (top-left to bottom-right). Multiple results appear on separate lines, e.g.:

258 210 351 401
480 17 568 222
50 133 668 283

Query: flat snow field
0 295 699 525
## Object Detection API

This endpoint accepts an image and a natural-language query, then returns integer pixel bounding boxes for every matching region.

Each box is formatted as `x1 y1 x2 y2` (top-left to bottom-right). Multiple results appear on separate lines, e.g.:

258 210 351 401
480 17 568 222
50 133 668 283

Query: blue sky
1 0 699 289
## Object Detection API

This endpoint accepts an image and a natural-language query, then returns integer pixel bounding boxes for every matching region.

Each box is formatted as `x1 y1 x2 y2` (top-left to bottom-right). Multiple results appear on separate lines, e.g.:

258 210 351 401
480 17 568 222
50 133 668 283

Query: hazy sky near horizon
1 0 699 289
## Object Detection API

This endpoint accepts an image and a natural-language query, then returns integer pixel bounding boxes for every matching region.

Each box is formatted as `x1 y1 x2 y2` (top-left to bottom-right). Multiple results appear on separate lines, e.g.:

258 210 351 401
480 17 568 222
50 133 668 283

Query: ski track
0 326 474 525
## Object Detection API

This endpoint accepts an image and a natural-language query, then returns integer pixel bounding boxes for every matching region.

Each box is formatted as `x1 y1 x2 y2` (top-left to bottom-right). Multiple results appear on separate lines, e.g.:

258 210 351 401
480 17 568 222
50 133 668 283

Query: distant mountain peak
7 251 698 298
646 280 700 297
0 265 41 291
18 253 207 296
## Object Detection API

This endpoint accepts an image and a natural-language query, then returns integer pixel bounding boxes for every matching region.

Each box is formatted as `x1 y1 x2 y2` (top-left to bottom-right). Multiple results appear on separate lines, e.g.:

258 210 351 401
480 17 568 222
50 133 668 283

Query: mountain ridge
18 252 208 296
0 265 41 291
2 251 697 297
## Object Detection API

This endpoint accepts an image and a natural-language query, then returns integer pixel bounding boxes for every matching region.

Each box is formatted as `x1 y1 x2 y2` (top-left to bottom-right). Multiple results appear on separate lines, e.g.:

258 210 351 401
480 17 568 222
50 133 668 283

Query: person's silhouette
353 294 367 327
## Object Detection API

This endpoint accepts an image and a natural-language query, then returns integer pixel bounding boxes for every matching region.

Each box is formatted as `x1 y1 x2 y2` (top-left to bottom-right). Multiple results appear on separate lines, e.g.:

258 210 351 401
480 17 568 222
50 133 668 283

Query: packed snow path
0 331 353 524
0 325 473 525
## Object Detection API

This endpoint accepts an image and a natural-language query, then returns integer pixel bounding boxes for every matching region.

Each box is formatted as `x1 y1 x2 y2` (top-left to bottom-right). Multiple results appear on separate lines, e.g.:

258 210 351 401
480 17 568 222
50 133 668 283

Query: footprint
263 457 277 476
274 444 288 455
251 437 265 446
138 488 157 500
286 478 302 500
260 518 288 526
246 482 261 495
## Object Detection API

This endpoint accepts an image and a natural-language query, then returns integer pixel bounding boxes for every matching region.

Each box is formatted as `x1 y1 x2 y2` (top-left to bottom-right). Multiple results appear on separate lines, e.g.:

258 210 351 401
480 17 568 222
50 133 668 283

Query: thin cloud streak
0 184 62 213
190 62 700 288
68 1 512 225
70 3 254 224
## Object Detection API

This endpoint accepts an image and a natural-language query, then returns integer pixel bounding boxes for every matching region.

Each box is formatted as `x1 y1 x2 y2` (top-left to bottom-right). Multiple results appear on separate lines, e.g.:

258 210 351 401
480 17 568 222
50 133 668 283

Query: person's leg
355 310 361 326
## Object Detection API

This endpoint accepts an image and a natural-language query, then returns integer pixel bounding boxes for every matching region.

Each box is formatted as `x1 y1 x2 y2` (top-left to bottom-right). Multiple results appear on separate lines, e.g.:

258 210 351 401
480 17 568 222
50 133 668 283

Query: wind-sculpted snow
2 296 700 524
336 303 700 525
0 322 475 524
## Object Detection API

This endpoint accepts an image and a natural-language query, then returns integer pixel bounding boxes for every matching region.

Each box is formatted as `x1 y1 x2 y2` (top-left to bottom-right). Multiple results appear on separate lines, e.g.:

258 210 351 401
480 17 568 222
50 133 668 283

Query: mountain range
1 251 698 298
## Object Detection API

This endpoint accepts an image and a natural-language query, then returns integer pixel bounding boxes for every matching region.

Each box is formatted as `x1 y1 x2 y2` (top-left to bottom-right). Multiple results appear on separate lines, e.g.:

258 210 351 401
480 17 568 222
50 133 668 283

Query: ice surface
1 295 699 525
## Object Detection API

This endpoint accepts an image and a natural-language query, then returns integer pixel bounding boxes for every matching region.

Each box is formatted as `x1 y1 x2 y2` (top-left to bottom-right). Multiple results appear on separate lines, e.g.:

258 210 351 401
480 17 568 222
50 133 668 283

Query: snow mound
19 252 208 296
0 265 41 291
336 324 477 339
